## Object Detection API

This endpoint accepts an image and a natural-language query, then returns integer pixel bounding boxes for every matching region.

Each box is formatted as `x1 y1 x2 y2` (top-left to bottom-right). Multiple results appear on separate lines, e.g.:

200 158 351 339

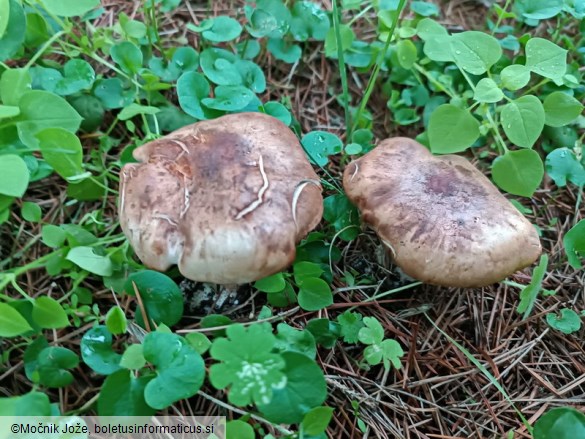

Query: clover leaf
209 323 286 406
337 311 365 344
80 325 122 375
358 317 404 370
546 309 582 334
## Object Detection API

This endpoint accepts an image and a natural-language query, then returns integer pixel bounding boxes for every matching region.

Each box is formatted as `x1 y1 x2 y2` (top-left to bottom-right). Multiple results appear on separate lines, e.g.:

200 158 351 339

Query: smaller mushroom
119 112 323 285
343 137 542 288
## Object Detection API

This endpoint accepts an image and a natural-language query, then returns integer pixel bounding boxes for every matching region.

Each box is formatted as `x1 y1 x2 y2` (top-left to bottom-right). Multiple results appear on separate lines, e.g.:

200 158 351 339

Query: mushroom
119 112 323 285
343 137 542 288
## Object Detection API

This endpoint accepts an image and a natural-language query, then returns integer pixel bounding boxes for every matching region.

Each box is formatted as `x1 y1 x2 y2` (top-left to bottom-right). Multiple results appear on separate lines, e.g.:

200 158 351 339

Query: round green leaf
263 101 291 125
202 85 254 111
411 1 440 16
199 48 241 86
545 148 585 188
491 149 544 197
226 420 254 439
119 344 146 370
143 332 205 409
306 318 341 348
500 64 531 91
501 95 545 148
54 59 95 96
110 41 143 74
81 325 122 375
428 104 480 153
148 47 199 82
290 1 330 41
21 201 41 222
0 0 25 61
66 246 113 276
564 219 585 269
184 332 212 355
105 305 127 335
0 391 51 416
473 78 504 103
0 0 9 38
298 277 333 311
267 38 302 64
246 0 291 39
301 131 343 166
32 346 79 387
396 39 417 69
94 78 136 109
519 0 563 19
41 224 66 248
201 16 242 42
0 154 29 197
36 128 84 179
546 309 582 334
98 370 155 416
124 270 184 327
32 296 69 329
543 91 584 127
177 71 211 120
274 322 317 359
0 302 33 337
302 406 334 436
254 272 286 293
41 0 99 17
533 407 585 439
0 104 19 118
256 352 327 424
525 38 567 81
450 31 502 75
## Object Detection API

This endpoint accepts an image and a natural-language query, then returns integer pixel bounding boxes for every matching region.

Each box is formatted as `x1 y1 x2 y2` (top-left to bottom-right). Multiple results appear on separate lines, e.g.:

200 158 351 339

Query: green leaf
66 246 113 276
450 31 502 75
81 325 122 375
473 78 503 103
254 272 286 293
533 407 585 439
545 148 585 188
290 1 330 41
410 1 440 16
501 95 545 148
41 224 66 248
201 85 254 111
324 24 355 58
0 154 29 197
143 332 205 409
428 104 480 153
105 306 127 335
98 369 155 416
199 47 241 86
118 103 160 121
301 131 343 166
368 338 404 370
94 78 135 109
336 311 364 344
564 219 585 269
543 92 584 127
500 64 531 91
0 302 33 336
0 0 9 38
517 0 563 19
525 37 567 82
54 59 95 96
492 149 544 197
0 0 25 61
110 41 143 74
21 201 41 222
245 0 291 39
41 0 99 17
267 37 302 63
14 90 82 149
262 101 291 125
358 317 384 345
200 16 242 42
546 309 582 334
256 351 327 424
36 128 84 179
516 254 548 319
226 420 255 439
274 322 317 359
210 323 285 406
184 332 212 355
124 270 184 327
29 346 79 387
119 344 146 370
0 104 19 118
395 39 417 69
323 193 360 241
294 261 324 284
177 71 210 119
148 47 199 82
298 277 333 311
32 296 69 329
0 68 31 106
306 318 341 348
0 391 51 416
302 406 334 436
416 18 449 41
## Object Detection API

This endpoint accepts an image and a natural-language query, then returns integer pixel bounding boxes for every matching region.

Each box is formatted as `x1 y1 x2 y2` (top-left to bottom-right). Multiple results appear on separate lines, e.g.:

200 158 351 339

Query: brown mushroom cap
343 137 542 288
119 112 323 284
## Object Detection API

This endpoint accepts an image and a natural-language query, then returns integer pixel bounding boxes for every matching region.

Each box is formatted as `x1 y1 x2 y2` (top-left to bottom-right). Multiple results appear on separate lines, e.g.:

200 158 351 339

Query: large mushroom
343 137 542 288
119 112 323 284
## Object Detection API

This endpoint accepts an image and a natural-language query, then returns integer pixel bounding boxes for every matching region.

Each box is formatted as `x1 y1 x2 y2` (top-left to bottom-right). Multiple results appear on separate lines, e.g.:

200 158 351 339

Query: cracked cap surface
343 137 542 288
119 112 323 284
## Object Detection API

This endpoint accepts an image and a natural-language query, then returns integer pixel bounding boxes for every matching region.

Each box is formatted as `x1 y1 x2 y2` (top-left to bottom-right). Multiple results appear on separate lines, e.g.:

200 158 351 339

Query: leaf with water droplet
301 131 343 166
